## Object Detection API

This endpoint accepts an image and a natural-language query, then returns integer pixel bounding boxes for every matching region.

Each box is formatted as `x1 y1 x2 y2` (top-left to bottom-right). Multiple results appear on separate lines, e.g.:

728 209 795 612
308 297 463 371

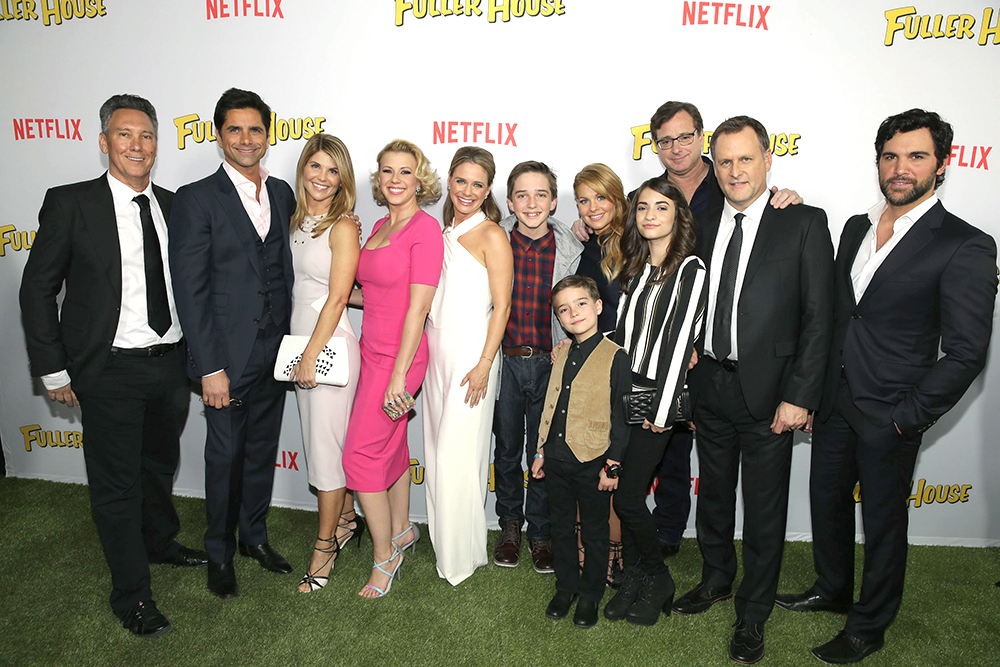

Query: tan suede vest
537 336 622 463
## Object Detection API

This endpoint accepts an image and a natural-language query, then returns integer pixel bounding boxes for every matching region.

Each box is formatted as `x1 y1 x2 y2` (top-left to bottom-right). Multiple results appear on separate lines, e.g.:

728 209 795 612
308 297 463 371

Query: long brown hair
573 163 628 281
618 177 697 292
290 133 356 238
442 146 503 226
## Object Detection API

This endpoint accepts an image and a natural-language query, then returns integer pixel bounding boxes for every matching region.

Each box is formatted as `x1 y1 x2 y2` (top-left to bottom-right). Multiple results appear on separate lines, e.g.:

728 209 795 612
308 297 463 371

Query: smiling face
378 151 419 208
713 127 772 211
575 183 616 235
449 161 491 223
878 127 945 211
301 150 341 211
654 110 704 178
217 107 268 178
507 171 557 237
634 186 677 244
99 108 157 192
553 286 602 341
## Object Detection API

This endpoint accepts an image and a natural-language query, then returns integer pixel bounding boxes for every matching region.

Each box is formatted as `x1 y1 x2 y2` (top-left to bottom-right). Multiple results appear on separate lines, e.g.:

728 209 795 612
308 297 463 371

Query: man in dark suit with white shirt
169 88 296 599
20 94 208 638
674 116 835 664
776 109 998 664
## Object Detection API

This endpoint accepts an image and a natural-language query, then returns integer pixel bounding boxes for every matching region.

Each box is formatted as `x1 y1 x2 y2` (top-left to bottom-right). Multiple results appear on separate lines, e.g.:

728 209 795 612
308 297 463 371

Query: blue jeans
492 354 551 541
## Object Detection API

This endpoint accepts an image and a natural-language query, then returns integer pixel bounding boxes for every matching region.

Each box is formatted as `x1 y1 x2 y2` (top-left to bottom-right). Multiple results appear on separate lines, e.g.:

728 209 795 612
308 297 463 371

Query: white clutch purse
273 335 350 386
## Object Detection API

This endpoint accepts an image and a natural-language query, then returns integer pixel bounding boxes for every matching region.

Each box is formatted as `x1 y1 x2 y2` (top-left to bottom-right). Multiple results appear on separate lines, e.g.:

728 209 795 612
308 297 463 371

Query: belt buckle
524 346 535 357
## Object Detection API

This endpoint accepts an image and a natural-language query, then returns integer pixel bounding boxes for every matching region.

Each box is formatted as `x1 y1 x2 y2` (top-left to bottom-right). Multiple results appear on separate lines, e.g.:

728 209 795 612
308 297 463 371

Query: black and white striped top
613 255 708 427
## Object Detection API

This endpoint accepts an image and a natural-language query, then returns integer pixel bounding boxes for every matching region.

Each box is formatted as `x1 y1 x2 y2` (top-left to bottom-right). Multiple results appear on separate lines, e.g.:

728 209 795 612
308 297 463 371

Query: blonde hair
290 134 356 238
443 146 503 227
370 139 442 207
573 163 628 281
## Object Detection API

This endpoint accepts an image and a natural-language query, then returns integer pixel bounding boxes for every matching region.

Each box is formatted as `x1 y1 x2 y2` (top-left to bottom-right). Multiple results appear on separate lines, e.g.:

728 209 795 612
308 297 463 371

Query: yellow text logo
0 0 106 25
630 125 801 161
20 424 82 452
904 479 971 508
1 225 35 257
394 0 565 26
174 112 326 150
884 6 1000 46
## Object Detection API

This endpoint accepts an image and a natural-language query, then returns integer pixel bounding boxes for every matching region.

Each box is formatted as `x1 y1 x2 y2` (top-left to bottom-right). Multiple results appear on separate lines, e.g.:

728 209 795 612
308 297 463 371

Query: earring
417 186 422 193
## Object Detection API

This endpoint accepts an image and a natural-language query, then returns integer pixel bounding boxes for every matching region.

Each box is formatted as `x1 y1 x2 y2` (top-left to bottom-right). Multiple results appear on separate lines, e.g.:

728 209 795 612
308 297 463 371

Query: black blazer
689 193 835 421
818 201 997 435
20 174 174 392
168 165 295 383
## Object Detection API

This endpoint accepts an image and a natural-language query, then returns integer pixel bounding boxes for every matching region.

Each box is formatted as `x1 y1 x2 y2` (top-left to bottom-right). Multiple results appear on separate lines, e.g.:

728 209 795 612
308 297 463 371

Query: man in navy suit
20 94 207 637
169 88 296 598
776 109 998 664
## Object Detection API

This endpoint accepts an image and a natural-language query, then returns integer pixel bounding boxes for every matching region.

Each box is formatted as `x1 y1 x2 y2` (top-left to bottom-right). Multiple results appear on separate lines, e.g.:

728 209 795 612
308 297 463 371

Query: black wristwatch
603 463 622 479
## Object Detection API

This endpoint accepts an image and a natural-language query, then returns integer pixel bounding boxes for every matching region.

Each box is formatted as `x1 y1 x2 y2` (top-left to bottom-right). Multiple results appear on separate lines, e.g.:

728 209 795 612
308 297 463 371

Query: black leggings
614 426 674 577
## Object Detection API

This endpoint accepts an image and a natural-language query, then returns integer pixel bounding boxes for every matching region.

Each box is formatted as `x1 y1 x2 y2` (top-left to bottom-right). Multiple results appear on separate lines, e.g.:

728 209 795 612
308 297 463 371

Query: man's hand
571 218 591 242
202 371 231 409
689 347 699 370
531 454 545 479
771 401 808 434
769 186 803 209
550 338 570 362
47 383 79 409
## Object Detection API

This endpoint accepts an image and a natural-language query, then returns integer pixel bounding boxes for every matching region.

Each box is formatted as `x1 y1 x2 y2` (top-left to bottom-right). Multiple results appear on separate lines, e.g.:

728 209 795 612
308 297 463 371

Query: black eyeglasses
655 132 697 151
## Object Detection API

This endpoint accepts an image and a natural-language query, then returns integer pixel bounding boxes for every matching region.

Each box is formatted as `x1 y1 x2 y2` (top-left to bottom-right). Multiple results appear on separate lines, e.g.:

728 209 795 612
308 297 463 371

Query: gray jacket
500 214 584 346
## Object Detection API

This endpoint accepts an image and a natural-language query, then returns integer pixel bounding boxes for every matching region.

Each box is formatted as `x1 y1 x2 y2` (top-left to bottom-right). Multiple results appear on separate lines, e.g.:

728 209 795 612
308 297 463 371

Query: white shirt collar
222 160 269 191
867 194 939 229
106 171 155 214
722 188 770 227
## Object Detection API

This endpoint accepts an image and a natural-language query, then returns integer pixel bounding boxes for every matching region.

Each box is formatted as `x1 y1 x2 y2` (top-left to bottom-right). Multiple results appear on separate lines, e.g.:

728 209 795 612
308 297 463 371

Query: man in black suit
19 94 208 638
673 116 835 664
169 88 295 598
776 109 998 664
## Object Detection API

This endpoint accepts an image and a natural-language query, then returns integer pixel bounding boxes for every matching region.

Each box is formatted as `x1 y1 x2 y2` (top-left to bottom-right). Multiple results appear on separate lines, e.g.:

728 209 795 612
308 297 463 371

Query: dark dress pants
652 426 694 545
76 345 189 618
547 457 609 602
492 354 551 540
810 375 921 643
693 361 792 624
203 324 286 563
615 426 672 578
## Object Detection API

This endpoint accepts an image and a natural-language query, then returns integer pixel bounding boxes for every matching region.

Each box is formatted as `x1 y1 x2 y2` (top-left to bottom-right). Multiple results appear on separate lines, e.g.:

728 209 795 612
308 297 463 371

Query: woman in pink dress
342 139 443 598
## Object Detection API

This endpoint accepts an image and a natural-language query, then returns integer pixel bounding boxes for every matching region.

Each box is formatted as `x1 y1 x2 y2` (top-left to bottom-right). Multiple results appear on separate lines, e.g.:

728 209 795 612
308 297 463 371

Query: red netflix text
207 0 283 19
432 121 517 146
13 118 82 141
682 2 769 29
275 450 299 470
947 145 990 171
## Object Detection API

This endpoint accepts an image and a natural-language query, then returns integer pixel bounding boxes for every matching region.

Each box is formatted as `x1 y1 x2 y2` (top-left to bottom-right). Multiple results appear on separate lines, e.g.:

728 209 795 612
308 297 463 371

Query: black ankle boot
603 567 648 621
626 571 675 626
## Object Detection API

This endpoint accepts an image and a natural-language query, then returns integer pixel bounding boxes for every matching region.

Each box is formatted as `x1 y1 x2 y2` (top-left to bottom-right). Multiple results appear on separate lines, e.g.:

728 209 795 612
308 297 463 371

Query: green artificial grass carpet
1 477 998 666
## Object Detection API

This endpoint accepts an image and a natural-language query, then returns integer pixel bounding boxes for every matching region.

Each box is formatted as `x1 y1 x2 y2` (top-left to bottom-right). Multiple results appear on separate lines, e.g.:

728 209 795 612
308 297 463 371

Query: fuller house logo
174 112 326 150
0 0 106 25
1 225 35 256
884 6 1000 45
21 424 83 451
682 1 770 29
394 0 566 26
630 126 801 161
206 0 284 19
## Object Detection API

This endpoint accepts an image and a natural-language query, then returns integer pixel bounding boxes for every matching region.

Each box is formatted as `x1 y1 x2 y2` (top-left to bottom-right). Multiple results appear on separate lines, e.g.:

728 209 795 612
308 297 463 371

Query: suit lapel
212 165 263 279
859 201 942 305
741 194 777 286
840 216 869 307
695 200 724 267
79 174 123 301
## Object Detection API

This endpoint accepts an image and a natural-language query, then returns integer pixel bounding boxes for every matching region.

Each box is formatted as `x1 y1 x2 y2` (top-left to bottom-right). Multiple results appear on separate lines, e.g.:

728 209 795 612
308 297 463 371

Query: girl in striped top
604 176 708 626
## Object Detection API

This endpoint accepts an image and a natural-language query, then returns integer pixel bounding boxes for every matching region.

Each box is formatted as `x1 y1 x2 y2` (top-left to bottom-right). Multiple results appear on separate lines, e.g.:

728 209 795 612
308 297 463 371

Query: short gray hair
99 94 158 137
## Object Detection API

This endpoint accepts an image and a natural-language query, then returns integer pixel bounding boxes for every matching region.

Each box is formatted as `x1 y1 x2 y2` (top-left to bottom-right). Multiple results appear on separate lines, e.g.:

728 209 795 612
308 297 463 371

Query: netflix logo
275 450 300 471
947 144 990 171
13 118 82 141
432 121 517 146
682 1 769 29
207 0 283 20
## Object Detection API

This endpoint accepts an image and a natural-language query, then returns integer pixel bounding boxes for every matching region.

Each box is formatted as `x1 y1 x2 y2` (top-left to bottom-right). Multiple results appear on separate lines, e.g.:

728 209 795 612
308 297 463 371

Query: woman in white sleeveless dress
288 134 364 592
423 147 513 585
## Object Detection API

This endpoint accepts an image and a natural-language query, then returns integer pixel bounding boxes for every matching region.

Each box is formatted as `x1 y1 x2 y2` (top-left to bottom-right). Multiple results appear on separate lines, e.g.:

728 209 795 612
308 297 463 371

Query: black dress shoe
120 600 171 638
775 589 851 615
238 542 293 574
573 598 599 629
671 581 733 615
156 545 209 568
812 631 884 664
604 567 648 621
626 571 675 626
545 590 578 620
728 619 765 665
207 560 239 599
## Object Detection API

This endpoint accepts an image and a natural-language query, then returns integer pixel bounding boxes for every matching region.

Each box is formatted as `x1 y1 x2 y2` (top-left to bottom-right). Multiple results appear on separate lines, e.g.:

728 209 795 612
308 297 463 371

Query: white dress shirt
41 172 182 390
222 160 271 240
850 195 938 303
703 191 771 361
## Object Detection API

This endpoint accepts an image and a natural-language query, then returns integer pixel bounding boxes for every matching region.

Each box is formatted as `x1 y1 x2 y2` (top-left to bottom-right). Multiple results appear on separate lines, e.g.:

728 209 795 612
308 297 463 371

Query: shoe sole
493 558 519 568
775 601 850 616
729 651 763 665
671 592 732 615
533 565 555 574
133 623 172 639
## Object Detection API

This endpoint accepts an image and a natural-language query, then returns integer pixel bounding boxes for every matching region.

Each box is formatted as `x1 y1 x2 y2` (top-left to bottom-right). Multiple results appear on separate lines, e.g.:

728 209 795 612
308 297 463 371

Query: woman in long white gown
423 147 513 585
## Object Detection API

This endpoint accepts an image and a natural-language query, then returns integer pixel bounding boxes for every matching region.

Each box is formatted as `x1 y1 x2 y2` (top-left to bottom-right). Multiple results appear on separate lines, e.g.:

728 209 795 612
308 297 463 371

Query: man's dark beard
879 172 935 207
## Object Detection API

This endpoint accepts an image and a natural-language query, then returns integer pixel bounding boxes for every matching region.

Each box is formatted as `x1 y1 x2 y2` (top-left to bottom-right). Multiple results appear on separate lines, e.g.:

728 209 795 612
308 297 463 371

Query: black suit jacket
168 165 295 383
20 174 174 392
818 201 997 435
689 193 835 421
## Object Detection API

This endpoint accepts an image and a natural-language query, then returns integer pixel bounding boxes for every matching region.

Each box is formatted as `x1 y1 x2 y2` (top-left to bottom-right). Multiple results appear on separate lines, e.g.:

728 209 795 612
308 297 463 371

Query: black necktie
133 194 171 337
713 212 744 361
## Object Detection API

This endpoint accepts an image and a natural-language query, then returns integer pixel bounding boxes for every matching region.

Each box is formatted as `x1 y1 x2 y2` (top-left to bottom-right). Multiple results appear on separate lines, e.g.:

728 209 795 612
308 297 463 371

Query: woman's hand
460 359 492 407
290 354 319 389
384 371 410 412
642 419 671 434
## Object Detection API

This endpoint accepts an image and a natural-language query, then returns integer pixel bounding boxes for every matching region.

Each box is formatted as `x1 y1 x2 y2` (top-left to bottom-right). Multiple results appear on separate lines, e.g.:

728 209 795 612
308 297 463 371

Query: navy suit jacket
689 193 835 421
168 165 295 383
818 200 997 435
20 174 174 392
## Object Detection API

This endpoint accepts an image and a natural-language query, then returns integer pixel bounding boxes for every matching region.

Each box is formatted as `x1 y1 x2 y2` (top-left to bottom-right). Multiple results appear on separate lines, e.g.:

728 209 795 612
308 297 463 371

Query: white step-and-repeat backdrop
2 1 998 546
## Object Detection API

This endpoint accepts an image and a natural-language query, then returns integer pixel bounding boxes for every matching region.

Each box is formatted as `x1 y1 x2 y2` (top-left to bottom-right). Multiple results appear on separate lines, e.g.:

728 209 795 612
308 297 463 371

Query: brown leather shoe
493 521 521 567
530 540 554 573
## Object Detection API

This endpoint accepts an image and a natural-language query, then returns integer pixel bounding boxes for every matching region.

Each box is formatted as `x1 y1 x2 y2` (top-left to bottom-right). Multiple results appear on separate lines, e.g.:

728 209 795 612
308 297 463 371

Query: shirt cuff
41 370 71 391
203 369 224 378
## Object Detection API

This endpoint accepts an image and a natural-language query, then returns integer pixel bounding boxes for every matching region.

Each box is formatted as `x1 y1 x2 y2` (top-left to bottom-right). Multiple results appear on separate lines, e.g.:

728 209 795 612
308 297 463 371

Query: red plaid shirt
504 227 556 349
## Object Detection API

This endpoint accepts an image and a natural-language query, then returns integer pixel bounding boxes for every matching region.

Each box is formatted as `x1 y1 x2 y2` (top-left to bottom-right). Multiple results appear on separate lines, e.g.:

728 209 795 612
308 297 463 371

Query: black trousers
652 427 694 545
693 361 792 624
810 375 921 642
75 345 189 618
615 426 673 578
203 325 286 563
547 456 609 602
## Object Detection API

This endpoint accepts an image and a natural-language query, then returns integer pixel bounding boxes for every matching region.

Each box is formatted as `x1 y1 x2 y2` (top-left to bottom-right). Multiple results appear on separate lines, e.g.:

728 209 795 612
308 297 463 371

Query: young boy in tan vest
531 275 631 628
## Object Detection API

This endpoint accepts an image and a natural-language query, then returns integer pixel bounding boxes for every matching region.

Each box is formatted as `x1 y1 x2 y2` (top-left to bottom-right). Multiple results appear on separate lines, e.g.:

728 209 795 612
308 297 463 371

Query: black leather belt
502 345 550 358
708 356 739 372
111 340 182 357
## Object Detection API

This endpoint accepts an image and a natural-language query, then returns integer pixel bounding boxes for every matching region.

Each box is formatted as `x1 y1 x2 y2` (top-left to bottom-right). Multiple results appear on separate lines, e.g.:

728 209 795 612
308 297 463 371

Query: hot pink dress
342 210 444 493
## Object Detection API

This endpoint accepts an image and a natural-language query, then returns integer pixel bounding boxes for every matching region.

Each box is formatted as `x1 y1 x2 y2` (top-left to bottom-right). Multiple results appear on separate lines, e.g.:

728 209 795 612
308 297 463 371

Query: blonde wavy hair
370 139 442 207
443 146 503 227
573 163 628 281
290 133 356 238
